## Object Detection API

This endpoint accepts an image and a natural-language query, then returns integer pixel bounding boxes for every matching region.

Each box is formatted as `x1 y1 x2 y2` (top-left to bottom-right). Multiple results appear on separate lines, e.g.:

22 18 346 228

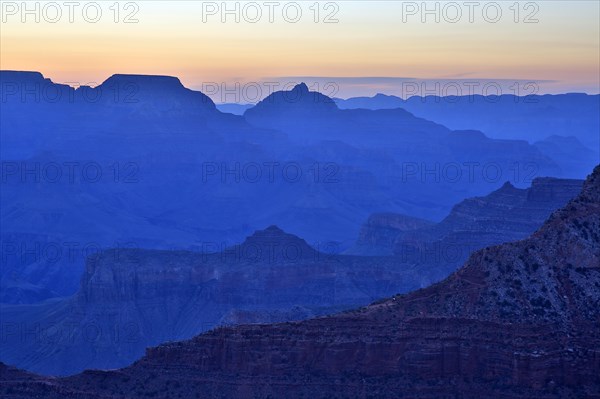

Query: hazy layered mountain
242 83 570 213
349 177 583 257
0 72 366 299
0 166 597 398
335 93 600 153
533 135 599 177
215 103 253 115
244 85 562 190
0 71 586 302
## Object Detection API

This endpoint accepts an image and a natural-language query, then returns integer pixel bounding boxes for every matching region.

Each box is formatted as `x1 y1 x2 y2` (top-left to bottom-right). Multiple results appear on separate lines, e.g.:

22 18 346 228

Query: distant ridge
98 74 189 94
244 82 338 122
0 70 217 112
0 70 46 82
335 91 600 156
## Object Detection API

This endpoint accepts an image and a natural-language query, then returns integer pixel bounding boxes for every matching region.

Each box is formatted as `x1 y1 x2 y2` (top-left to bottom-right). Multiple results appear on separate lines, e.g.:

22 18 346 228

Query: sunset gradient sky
1 1 599 99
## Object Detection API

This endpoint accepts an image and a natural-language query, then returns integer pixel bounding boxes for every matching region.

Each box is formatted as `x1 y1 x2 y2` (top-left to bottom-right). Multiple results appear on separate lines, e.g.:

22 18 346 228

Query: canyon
0 165 597 397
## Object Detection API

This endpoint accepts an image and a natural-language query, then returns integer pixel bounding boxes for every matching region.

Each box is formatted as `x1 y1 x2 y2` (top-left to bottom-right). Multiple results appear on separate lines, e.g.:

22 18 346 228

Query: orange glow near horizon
1 1 598 98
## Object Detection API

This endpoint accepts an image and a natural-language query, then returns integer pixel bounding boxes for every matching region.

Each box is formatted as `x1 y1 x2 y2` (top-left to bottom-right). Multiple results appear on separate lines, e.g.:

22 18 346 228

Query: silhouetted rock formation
245 82 338 122
96 74 217 114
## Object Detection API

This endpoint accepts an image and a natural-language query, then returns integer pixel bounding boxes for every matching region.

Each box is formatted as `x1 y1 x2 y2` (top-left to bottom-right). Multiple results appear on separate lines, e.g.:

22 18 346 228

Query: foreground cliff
1 165 598 397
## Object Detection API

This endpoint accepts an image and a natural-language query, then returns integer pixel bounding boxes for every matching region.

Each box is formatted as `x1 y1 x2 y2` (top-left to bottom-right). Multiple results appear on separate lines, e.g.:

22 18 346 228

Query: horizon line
1 69 599 102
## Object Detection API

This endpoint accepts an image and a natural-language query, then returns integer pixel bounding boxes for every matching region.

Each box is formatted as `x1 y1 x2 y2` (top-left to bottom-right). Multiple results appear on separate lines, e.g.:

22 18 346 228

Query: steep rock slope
350 177 582 258
394 176 584 257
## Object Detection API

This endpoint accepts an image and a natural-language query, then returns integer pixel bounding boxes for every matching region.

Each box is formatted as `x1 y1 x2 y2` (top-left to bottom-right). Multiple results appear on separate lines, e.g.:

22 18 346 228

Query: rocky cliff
400 175 584 248
351 177 583 269
2 165 598 398
0 226 436 376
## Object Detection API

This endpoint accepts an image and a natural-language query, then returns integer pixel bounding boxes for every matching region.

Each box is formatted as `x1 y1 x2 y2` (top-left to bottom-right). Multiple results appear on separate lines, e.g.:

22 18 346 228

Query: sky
1 1 599 100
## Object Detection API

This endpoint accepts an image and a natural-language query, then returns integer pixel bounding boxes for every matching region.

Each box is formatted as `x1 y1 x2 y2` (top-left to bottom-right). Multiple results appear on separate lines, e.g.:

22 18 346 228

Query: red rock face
1 165 599 398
